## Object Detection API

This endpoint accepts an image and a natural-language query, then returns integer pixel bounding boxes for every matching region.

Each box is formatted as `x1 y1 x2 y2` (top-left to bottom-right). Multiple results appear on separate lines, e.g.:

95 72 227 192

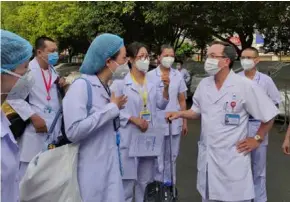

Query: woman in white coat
110 42 170 202
1 29 34 202
147 45 188 185
62 33 128 202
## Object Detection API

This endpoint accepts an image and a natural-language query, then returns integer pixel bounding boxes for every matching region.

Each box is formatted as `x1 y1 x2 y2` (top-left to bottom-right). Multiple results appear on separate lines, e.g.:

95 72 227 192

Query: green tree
203 2 289 57
261 3 290 54
175 42 195 61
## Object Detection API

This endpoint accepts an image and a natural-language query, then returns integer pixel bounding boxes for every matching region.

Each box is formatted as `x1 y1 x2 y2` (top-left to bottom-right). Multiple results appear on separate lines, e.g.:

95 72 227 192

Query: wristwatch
254 135 263 143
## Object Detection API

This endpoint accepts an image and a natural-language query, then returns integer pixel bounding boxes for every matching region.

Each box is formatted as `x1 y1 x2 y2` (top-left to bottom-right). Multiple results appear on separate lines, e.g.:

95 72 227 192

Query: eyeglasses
136 55 149 60
205 55 227 59
240 56 257 59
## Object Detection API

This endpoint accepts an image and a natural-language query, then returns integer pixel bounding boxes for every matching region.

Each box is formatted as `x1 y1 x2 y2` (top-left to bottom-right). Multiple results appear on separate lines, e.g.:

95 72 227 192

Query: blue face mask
48 52 59 66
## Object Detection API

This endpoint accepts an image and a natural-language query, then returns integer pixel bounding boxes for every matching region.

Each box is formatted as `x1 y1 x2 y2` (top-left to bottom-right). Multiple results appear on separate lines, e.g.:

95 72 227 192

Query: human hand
30 114 48 133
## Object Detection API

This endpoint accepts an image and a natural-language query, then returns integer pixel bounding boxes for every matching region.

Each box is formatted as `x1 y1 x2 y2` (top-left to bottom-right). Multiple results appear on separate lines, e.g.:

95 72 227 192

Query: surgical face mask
1 69 35 100
161 57 175 68
48 52 59 66
241 59 255 71
204 58 221 76
40 51 59 66
176 64 182 70
110 61 128 78
135 59 150 73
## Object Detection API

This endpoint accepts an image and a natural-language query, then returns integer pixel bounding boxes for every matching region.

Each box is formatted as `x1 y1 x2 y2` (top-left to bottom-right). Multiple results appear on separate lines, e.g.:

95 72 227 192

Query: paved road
176 117 290 202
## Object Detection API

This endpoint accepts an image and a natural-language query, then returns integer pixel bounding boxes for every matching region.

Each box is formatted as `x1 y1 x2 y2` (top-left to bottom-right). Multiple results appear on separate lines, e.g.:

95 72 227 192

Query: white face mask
1 69 35 100
135 59 150 73
111 61 129 79
241 59 255 71
161 57 175 68
204 58 221 76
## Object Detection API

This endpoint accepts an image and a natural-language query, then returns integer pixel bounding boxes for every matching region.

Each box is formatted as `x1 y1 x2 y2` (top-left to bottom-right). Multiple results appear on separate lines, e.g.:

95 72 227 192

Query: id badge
44 105 52 114
140 110 151 122
114 117 121 131
225 114 240 125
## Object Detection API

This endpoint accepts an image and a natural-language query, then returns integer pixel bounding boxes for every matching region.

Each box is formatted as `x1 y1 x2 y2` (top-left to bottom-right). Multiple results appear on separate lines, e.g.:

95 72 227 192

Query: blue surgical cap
80 33 124 75
1 29 33 72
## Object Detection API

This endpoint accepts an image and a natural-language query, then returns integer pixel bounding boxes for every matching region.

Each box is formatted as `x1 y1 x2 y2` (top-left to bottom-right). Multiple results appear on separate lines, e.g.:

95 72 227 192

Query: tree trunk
200 47 204 62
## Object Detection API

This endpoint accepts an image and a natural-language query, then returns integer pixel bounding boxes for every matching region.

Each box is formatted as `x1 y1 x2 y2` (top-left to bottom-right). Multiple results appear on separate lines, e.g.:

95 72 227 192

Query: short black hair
210 41 237 69
242 47 259 57
159 44 174 55
35 36 55 51
176 60 183 65
127 42 148 69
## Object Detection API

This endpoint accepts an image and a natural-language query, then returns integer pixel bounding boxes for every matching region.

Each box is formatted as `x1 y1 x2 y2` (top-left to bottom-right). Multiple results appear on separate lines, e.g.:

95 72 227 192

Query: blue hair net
1 29 33 72
80 33 124 75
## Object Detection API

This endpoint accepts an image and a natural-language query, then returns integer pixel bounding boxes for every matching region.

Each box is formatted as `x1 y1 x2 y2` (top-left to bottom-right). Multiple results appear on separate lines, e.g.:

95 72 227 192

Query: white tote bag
20 144 82 202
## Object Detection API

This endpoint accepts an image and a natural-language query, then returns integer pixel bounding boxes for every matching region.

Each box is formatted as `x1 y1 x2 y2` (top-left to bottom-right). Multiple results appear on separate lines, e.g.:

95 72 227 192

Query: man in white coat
176 61 190 98
166 41 279 202
8 36 65 179
238 47 281 202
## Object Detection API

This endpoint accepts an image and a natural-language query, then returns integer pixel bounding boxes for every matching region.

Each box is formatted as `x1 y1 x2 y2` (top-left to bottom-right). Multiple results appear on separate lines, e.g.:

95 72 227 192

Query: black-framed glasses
240 56 257 60
205 55 227 59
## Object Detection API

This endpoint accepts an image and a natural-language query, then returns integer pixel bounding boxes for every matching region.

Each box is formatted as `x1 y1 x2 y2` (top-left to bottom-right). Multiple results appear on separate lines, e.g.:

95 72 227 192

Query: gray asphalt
176 117 290 202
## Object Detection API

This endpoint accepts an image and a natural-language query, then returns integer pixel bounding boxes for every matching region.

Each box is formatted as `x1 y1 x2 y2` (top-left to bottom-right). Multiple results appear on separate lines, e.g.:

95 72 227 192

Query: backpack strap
76 77 93 115
48 77 93 142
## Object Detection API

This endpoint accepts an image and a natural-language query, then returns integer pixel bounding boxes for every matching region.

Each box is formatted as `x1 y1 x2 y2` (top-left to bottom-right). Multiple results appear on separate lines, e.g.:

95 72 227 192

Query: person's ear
129 57 135 64
105 58 112 67
158 55 162 62
254 57 260 65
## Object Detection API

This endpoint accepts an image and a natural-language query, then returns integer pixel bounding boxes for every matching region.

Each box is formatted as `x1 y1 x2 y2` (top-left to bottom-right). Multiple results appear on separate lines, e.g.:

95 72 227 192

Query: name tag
225 114 240 125
44 105 52 114
140 110 151 122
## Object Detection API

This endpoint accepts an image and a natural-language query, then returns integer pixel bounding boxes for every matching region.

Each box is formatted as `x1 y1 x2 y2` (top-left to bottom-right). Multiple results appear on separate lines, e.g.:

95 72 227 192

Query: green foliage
1 1 289 58
176 42 195 60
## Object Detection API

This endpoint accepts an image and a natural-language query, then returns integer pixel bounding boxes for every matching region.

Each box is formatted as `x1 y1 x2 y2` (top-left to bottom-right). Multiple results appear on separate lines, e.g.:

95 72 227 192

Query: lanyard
98 76 111 97
41 68 52 101
97 76 123 175
97 76 120 131
131 74 148 108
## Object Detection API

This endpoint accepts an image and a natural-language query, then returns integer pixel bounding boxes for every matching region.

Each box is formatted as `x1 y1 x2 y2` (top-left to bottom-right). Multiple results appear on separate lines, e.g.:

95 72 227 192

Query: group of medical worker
1 29 289 202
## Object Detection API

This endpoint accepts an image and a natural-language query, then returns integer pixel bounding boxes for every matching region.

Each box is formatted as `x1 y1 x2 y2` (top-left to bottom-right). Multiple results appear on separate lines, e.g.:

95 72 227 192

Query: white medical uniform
179 68 190 85
179 68 190 97
63 74 125 202
238 70 281 202
7 58 62 179
147 66 187 184
1 111 20 202
192 70 278 202
110 73 168 202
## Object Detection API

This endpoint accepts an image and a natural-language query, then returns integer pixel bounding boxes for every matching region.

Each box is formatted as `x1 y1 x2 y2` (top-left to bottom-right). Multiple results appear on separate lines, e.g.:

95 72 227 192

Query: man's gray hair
210 41 237 69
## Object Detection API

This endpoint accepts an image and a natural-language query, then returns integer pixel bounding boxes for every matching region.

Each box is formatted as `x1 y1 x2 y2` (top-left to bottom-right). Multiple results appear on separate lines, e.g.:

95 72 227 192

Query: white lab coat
110 73 168 180
238 70 281 145
147 66 187 136
1 111 20 202
179 68 191 85
7 58 61 164
191 70 278 201
63 74 125 202
238 70 281 202
111 73 168 201
147 66 187 183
